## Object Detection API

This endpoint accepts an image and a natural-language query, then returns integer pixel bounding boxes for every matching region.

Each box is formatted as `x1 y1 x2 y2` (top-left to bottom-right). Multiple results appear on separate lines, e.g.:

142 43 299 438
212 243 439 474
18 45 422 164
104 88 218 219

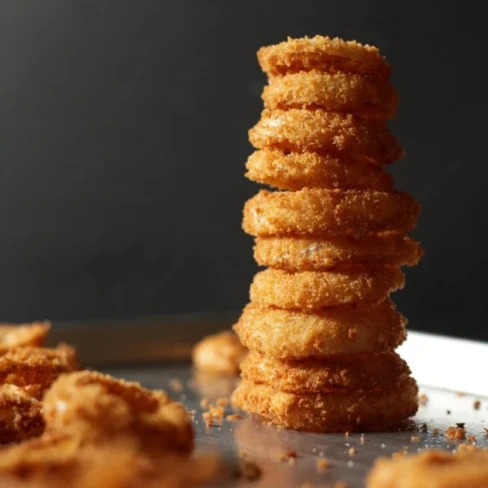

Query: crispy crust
192 331 247 375
257 36 391 79
232 377 418 432
262 71 397 118
43 371 193 455
0 384 44 444
241 351 411 393
249 266 404 309
243 189 420 236
366 448 488 488
249 109 403 164
234 301 407 359
253 234 423 270
0 344 79 392
0 322 50 354
245 149 394 191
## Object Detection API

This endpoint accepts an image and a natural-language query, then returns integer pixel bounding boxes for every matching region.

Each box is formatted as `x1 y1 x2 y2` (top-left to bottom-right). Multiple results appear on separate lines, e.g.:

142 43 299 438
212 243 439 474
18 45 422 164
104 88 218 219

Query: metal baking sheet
47 316 488 487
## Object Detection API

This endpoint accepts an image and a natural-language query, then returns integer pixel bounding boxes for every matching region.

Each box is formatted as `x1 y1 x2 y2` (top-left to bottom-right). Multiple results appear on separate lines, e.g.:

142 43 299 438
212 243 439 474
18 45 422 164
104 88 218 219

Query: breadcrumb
445 426 466 440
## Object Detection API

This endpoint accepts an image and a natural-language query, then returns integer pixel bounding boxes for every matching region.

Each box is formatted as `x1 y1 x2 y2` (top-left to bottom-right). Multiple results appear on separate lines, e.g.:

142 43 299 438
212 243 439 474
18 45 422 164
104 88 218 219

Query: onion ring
233 300 406 359
249 266 404 309
245 149 394 191
0 384 44 444
253 234 423 270
248 109 403 164
262 71 397 118
241 351 411 393
0 344 79 392
366 448 488 488
0 322 50 354
243 188 420 236
43 371 193 455
257 35 391 79
192 331 247 376
231 376 418 432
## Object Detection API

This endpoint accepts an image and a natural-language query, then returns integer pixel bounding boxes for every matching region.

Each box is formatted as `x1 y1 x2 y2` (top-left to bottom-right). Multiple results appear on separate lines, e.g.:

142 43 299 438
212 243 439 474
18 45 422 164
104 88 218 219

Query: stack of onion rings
232 35 422 432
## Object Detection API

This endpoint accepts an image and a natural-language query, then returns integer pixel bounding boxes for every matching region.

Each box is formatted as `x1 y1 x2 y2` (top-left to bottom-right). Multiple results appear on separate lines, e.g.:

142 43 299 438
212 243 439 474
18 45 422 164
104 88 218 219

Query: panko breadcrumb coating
249 266 405 309
249 109 403 164
246 149 394 191
241 350 411 393
234 300 406 359
257 35 391 79
262 70 397 118
254 234 423 271
0 322 50 354
243 188 420 236
232 376 418 432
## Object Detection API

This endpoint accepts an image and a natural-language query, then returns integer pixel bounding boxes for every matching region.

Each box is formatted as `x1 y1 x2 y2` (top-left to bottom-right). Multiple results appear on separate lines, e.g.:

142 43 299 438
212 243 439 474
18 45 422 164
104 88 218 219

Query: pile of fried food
0 322 219 488
230 35 423 432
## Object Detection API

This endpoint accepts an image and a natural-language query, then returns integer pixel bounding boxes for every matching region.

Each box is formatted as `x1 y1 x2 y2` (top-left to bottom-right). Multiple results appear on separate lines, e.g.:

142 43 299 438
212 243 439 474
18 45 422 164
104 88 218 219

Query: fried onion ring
231 376 418 432
0 344 79 392
262 71 397 118
192 331 247 375
249 109 403 164
43 371 193 455
241 351 411 393
0 384 44 443
245 149 394 191
233 301 406 359
366 448 488 488
243 189 420 236
257 35 391 79
0 322 50 354
249 266 404 309
253 234 423 270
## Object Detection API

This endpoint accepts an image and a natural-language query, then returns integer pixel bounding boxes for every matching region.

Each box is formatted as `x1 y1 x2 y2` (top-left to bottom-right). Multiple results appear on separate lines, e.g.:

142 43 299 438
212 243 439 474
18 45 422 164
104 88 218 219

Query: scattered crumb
345 431 349 438
456 391 465 397
316 458 329 472
458 443 478 453
348 448 356 456
445 426 466 440
347 460 354 468
169 378 183 392
216 397 229 407
380 444 386 449
433 428 440 436
235 460 262 481
420 423 428 433
200 398 209 408
203 416 214 427
411 436 421 443
446 410 451 415
418 393 428 406
226 413 242 421
312 447 317 453
456 423 465 428
474 400 481 410
467 435 476 444
360 434 365 445
278 449 297 462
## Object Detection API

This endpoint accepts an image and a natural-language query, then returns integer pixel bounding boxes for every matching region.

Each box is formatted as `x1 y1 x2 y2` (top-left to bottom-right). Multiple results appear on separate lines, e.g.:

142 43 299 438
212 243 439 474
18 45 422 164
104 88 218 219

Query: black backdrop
1 1 487 340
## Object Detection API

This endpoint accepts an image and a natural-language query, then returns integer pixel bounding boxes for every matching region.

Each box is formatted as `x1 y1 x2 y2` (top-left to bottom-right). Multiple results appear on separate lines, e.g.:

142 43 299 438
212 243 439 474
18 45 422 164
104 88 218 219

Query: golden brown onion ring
245 149 394 191
231 376 418 432
233 301 406 359
243 189 420 236
192 331 247 376
43 371 193 455
249 266 404 309
253 234 423 270
241 351 411 393
366 448 488 488
249 109 403 164
257 35 391 79
262 71 397 118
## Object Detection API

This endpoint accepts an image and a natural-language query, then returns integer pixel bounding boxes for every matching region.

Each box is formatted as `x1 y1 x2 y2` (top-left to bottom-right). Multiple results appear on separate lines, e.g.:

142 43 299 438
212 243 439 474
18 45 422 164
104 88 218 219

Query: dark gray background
1 1 486 340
